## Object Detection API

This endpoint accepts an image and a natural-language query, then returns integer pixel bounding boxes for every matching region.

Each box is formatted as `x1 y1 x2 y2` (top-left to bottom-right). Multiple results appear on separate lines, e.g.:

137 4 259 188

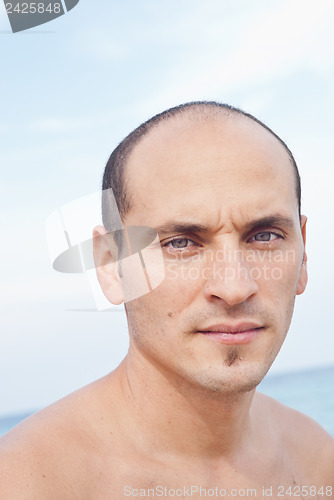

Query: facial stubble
225 346 241 367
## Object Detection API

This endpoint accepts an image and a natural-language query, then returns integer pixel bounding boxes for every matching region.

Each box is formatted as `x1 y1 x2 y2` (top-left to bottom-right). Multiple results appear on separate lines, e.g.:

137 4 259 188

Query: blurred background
1 0 333 434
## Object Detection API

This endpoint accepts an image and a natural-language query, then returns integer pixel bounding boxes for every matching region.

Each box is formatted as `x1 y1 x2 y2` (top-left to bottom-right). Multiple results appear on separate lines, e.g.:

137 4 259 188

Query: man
1 101 333 499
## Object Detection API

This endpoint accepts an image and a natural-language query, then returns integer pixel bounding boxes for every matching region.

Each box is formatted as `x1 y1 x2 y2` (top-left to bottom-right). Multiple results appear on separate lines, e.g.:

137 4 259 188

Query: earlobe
296 215 308 295
93 225 125 305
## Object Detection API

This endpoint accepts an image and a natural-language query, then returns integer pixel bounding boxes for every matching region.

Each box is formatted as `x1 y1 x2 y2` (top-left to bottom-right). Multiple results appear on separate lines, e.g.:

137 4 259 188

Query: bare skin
1 110 333 499
0 371 333 499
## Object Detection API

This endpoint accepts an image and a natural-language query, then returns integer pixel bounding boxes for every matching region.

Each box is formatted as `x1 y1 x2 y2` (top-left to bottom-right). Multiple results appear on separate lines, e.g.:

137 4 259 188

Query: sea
0 364 333 438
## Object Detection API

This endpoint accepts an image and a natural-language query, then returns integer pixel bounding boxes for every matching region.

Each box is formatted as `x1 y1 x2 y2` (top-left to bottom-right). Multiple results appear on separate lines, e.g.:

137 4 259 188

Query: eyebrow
154 215 296 237
244 215 296 232
155 222 210 237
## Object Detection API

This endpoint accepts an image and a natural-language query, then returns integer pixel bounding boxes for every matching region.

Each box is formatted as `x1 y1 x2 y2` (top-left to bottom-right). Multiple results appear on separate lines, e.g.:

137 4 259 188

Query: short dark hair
102 101 301 232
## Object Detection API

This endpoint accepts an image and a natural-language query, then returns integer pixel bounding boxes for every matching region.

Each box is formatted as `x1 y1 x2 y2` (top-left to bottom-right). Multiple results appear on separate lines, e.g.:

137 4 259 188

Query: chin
183 361 270 399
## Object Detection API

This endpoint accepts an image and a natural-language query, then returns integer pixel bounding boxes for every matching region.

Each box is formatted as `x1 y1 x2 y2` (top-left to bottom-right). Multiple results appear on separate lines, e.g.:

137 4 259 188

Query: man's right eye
163 237 197 250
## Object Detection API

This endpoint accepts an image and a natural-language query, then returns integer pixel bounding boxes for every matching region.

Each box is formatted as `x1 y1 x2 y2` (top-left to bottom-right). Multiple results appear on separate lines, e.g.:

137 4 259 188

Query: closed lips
198 323 263 333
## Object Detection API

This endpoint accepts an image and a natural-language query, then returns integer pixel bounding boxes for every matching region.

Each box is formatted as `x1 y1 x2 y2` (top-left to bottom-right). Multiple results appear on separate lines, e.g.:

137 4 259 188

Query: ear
296 215 308 295
93 225 124 305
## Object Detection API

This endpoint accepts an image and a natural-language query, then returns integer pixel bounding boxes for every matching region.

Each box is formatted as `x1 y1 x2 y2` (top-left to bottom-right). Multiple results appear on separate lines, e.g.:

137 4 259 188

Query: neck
114 348 257 460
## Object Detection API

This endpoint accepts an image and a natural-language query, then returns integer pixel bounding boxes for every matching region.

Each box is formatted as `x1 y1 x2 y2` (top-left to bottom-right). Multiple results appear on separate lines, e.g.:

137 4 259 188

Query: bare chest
78 454 326 500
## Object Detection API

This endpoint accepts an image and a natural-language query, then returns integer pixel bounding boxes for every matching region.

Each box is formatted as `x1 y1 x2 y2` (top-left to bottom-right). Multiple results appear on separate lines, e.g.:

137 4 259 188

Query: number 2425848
5 3 62 14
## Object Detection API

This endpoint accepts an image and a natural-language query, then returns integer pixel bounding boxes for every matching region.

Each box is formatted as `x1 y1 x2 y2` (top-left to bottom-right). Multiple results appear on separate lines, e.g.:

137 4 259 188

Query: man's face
119 115 307 395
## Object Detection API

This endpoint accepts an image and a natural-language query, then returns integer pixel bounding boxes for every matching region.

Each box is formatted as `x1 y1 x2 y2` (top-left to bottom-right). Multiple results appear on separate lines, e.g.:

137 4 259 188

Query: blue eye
165 238 192 249
250 232 282 242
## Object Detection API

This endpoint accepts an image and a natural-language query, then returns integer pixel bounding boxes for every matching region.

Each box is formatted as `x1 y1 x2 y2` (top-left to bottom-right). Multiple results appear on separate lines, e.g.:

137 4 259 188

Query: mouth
197 322 264 345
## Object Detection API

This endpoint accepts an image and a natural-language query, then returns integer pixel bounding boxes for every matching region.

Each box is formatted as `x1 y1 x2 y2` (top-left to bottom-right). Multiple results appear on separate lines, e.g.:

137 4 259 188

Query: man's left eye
249 232 282 242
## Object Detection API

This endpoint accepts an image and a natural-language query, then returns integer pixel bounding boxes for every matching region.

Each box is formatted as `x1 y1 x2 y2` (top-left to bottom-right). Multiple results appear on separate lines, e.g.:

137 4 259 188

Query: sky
1 0 334 417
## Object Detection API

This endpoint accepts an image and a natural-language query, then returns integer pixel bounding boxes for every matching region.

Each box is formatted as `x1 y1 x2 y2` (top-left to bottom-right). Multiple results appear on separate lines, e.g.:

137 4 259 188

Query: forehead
124 114 298 228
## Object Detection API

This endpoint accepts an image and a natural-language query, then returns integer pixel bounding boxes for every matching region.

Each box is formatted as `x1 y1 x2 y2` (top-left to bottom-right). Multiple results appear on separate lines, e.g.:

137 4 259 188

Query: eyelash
162 231 284 250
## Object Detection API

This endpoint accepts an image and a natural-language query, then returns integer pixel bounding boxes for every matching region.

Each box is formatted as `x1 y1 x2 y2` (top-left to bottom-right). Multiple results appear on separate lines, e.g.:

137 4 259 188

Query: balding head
102 101 301 232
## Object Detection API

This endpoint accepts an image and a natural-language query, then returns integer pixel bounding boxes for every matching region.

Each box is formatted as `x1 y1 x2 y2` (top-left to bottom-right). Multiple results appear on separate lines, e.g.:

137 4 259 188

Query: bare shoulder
0 374 117 499
256 391 334 484
0 412 72 499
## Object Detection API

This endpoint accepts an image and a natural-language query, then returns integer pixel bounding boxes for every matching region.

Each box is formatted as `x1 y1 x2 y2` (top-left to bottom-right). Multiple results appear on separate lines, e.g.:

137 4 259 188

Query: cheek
126 268 200 335
257 256 300 326
257 248 303 290
157 261 204 310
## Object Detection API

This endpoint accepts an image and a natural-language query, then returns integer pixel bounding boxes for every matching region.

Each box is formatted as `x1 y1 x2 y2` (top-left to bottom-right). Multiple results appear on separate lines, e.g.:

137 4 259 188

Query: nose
203 246 259 306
